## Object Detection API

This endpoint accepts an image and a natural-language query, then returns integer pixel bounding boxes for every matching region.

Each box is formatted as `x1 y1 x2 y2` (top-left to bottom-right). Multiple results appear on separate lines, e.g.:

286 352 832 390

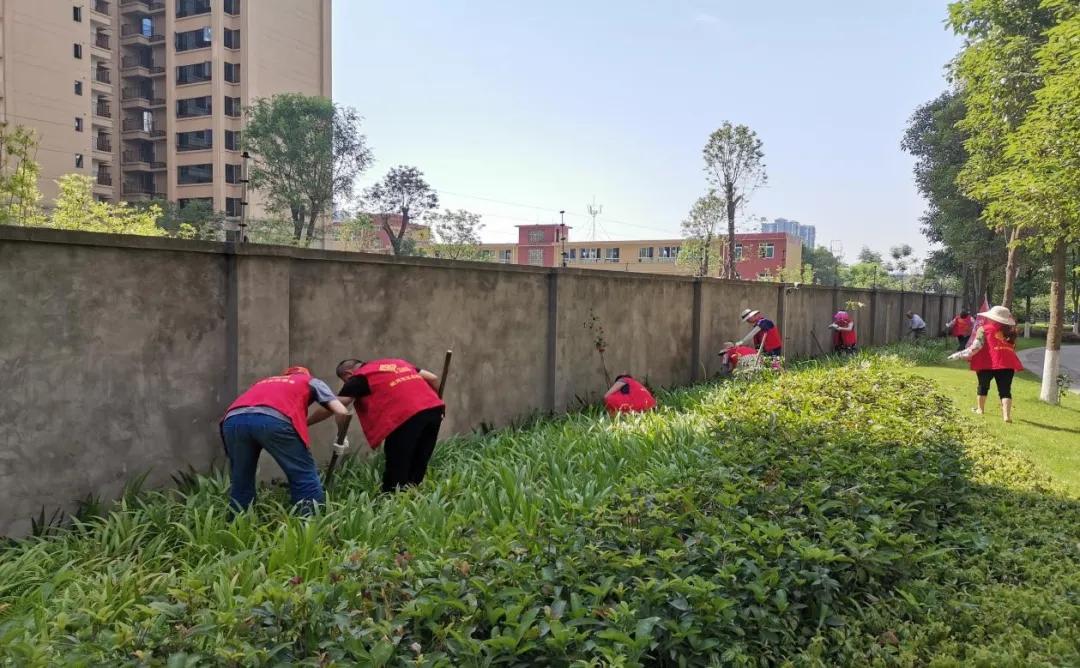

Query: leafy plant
583 308 611 386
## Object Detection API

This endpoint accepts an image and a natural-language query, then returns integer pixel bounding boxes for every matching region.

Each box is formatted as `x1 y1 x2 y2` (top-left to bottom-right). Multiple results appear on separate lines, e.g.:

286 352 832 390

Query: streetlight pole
559 209 567 268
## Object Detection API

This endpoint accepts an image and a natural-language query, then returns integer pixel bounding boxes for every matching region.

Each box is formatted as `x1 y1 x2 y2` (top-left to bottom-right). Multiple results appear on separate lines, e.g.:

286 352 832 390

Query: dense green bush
1 356 1077 666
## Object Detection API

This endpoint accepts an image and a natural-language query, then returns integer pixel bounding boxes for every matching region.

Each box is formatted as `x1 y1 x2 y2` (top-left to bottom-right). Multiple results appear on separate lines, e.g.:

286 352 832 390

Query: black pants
382 407 443 493
763 347 782 358
976 369 1015 399
956 335 970 350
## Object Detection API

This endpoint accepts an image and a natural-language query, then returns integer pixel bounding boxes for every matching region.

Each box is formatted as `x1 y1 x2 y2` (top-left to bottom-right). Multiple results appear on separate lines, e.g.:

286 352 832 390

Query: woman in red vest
737 308 783 357
222 366 349 514
329 358 446 493
828 311 858 355
603 374 657 416
949 306 1024 423
719 341 759 375
946 310 976 351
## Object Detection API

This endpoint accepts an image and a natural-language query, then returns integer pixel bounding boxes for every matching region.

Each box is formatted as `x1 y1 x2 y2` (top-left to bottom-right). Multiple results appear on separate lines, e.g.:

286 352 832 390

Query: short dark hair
960 310 970 317
336 358 363 378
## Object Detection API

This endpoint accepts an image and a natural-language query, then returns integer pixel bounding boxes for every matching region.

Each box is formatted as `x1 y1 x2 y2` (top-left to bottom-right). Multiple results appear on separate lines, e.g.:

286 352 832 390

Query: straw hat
979 305 1016 326
740 308 760 322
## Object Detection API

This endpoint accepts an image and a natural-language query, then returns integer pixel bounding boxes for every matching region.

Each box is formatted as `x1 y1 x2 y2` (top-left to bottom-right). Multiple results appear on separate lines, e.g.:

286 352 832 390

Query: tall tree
978 0 1080 404
702 122 767 279
243 94 373 242
679 191 724 277
0 123 43 226
886 244 916 290
50 174 162 236
429 208 489 261
364 166 438 256
902 91 1003 306
949 0 1058 308
803 246 844 286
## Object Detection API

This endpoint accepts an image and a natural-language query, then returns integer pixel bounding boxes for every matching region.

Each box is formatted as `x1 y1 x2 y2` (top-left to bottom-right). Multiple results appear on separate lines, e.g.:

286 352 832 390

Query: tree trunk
393 209 410 256
725 189 737 280
702 233 711 277
291 205 304 241
1039 239 1066 405
1001 227 1021 310
304 207 319 242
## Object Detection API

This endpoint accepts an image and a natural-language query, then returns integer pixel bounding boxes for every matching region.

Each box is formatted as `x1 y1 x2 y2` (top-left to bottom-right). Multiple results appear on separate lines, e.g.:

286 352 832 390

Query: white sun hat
979 305 1016 326
740 308 760 322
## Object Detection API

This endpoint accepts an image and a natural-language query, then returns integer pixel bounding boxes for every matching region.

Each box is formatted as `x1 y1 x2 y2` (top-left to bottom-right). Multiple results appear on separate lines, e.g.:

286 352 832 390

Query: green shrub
0 356 1077 666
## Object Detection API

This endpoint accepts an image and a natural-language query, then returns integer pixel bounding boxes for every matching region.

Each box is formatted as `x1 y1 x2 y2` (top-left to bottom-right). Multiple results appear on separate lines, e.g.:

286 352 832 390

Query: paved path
1017 345 1080 394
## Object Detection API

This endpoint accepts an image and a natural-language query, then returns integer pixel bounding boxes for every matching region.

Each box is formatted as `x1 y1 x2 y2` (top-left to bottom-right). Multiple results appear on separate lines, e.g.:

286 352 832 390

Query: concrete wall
0 226 960 536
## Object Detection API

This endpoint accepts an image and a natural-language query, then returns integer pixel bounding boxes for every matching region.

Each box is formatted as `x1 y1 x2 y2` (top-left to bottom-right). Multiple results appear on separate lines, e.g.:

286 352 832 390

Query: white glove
947 352 962 361
828 324 838 330
332 437 350 455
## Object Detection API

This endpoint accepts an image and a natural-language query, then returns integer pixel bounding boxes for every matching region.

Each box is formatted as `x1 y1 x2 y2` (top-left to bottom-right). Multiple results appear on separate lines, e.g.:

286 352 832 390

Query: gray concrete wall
0 226 960 536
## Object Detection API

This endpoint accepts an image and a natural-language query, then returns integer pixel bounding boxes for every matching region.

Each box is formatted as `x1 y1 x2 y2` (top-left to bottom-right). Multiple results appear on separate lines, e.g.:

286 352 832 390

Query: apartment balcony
95 172 113 187
91 1 111 17
121 57 165 77
121 88 165 109
121 118 166 139
120 0 165 16
122 151 166 170
95 136 113 153
121 183 165 200
94 68 112 85
93 33 111 51
120 25 165 45
94 101 112 120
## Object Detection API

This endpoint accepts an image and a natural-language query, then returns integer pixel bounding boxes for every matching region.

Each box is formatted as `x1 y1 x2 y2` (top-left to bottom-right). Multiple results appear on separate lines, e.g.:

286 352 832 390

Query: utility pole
586 197 603 242
560 210 567 267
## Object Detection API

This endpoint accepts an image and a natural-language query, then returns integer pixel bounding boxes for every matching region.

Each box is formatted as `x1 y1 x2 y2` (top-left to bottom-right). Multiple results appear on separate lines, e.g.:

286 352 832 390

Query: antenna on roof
586 196 603 241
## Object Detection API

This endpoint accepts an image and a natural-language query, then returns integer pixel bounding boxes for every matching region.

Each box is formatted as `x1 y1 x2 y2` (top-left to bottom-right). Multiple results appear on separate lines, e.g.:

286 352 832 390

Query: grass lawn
908 342 1080 497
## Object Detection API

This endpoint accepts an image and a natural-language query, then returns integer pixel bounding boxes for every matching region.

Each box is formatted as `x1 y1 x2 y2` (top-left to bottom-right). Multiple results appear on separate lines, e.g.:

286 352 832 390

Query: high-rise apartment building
762 217 816 249
0 0 331 217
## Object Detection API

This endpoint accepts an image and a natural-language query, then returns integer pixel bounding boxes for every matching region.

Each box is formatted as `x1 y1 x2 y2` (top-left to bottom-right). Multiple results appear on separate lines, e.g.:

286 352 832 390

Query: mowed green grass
909 343 1080 497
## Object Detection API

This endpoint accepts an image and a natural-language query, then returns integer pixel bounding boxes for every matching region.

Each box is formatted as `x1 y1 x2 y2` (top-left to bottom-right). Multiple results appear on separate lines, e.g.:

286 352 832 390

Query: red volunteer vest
726 345 759 369
604 377 657 415
753 319 783 352
351 358 445 448
969 322 1023 372
833 320 857 347
225 373 314 446
951 316 974 337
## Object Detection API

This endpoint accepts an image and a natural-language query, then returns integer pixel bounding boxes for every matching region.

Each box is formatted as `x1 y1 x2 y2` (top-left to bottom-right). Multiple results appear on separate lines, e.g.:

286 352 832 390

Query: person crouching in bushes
603 374 656 416
946 309 975 350
737 309 783 357
948 305 1023 423
828 311 858 355
719 341 758 376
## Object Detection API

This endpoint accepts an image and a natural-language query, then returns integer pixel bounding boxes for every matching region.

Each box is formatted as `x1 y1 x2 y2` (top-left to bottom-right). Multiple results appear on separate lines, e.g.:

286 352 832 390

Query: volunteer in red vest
603 374 657 416
948 305 1023 423
719 341 758 375
946 310 975 351
330 358 445 493
828 311 858 354
221 366 349 514
737 308 783 357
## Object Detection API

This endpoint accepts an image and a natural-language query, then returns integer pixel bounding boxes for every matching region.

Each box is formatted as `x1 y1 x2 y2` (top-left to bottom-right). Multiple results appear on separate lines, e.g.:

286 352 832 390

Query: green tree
977 0 1080 403
856 247 883 265
803 246 844 286
702 122 767 279
0 123 44 226
147 198 224 240
679 191 723 277
364 166 439 256
49 174 162 236
429 209 489 261
328 213 380 252
243 94 373 242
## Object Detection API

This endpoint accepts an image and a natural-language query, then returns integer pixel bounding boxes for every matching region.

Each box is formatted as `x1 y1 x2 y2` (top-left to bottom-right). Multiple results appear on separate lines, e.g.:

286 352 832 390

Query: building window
175 27 212 52
497 249 511 264
759 242 775 259
527 229 544 243
225 97 241 117
758 272 770 280
73 6 83 22
176 129 213 151
176 61 212 84
226 197 242 217
605 247 620 262
75 117 84 132
580 248 601 260
75 154 85 169
734 243 743 260
177 164 213 184
527 248 544 266
225 163 242 184
175 0 211 18
225 130 240 151
178 197 213 210
224 28 240 49
639 246 654 259
176 95 212 118
659 245 679 259
568 249 576 259
224 62 240 83
224 0 240 16
74 43 83 59
75 80 84 95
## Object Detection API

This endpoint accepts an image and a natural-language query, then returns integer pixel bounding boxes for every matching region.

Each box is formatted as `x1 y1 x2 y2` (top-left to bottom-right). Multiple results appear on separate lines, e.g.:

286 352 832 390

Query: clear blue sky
332 1 960 259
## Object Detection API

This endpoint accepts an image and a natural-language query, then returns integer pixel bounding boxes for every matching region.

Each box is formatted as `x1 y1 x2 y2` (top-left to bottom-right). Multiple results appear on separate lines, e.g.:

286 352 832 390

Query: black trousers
976 369 1015 399
382 407 443 493
956 335 970 350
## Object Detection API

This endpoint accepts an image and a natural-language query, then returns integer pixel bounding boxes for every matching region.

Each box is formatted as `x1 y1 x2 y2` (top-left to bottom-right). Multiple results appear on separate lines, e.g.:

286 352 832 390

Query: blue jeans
221 413 325 514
